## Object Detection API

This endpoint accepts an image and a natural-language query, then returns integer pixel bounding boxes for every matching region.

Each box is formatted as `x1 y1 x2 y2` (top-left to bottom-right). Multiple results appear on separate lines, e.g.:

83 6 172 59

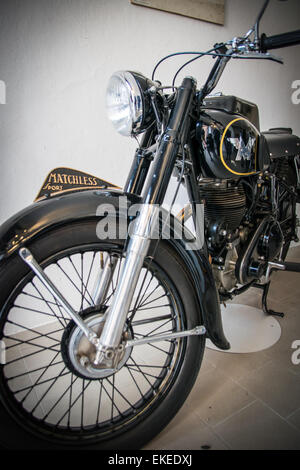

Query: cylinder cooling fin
200 183 246 232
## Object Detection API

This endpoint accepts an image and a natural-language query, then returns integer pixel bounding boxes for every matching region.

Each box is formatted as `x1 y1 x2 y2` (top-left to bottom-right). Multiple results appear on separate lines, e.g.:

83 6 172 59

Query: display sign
130 0 225 25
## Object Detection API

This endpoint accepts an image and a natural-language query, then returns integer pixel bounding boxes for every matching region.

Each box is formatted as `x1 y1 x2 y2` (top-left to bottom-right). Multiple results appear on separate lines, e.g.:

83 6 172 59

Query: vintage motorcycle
0 0 300 450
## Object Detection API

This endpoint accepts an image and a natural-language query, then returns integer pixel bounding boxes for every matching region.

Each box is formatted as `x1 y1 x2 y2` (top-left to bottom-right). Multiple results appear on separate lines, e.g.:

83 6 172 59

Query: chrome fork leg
94 204 159 365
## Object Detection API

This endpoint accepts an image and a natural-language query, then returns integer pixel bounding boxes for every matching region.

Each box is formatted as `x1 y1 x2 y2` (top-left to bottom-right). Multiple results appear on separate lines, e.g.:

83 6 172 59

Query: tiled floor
144 246 300 450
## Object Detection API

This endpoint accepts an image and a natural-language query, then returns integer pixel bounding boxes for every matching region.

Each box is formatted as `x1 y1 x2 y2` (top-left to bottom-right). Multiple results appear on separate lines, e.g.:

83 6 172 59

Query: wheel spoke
128 270 154 322
137 293 169 309
126 363 168 369
126 367 144 398
96 380 103 425
128 356 155 391
100 380 124 418
21 291 58 307
81 379 85 429
31 280 68 328
110 375 115 421
13 304 66 322
7 360 64 381
67 373 76 427
67 255 95 306
141 317 173 337
132 313 173 327
105 376 134 412
83 252 97 306
5 319 62 346
52 297 69 327
16 351 61 399
145 341 173 355
43 372 78 422
25 352 61 399
136 283 162 310
126 365 160 381
56 260 93 307
30 365 68 414
55 379 92 427
4 334 60 354
131 304 171 312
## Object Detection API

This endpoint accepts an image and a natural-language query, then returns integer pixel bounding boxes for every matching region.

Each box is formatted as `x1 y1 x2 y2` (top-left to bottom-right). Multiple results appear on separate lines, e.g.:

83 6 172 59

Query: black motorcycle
0 0 299 450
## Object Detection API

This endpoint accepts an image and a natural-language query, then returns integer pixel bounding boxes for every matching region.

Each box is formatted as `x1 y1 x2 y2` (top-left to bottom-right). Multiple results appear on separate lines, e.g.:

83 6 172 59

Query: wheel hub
61 307 132 380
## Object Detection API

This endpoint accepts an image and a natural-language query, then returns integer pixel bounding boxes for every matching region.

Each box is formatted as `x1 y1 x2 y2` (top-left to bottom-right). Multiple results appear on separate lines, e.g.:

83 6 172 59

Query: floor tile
238 361 300 418
288 408 300 431
214 401 300 450
184 368 255 427
262 326 300 376
204 348 272 381
199 349 217 375
286 246 300 261
144 401 229 450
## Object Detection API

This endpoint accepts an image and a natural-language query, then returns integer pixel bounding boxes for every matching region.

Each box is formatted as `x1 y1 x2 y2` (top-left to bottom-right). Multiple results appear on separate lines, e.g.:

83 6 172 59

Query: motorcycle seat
262 128 300 159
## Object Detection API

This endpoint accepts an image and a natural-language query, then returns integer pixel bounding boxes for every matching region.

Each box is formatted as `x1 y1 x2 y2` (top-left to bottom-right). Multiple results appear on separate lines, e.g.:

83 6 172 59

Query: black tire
0 220 205 450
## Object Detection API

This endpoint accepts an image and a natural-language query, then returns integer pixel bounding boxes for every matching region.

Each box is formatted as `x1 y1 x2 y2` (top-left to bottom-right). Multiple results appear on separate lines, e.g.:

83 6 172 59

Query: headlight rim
120 71 144 135
106 70 155 137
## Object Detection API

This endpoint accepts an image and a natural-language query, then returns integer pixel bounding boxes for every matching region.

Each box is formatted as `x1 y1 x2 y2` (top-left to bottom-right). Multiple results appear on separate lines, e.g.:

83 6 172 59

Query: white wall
0 0 299 224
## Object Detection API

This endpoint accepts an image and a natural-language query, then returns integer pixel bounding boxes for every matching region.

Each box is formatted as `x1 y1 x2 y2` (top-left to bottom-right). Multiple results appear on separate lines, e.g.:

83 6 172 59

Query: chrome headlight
106 71 155 136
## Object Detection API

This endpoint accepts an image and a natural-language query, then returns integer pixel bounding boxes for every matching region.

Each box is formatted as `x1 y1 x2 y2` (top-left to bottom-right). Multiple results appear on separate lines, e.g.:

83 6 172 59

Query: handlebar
261 29 300 52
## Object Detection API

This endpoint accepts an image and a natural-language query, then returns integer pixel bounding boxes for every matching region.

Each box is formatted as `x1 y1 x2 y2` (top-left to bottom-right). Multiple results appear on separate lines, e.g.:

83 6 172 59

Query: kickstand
254 282 285 318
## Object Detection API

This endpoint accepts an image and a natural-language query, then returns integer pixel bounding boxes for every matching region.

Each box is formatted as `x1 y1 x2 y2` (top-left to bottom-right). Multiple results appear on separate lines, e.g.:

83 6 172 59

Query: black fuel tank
202 95 260 129
196 95 268 179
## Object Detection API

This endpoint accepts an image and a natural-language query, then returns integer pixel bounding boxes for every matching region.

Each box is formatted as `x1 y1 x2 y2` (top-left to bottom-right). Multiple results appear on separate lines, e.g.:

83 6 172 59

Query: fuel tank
196 95 269 179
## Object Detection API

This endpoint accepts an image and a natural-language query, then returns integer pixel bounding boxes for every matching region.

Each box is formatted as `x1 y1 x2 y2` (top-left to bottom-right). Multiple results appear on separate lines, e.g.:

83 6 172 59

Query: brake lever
231 51 283 64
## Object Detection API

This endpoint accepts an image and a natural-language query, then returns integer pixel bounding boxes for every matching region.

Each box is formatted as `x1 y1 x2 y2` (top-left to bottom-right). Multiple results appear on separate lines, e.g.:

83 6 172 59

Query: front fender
0 189 230 350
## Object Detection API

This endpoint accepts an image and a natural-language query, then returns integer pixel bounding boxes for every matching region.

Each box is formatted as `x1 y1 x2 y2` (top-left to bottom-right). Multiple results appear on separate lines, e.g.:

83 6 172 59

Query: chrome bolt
79 356 89 367
105 349 114 360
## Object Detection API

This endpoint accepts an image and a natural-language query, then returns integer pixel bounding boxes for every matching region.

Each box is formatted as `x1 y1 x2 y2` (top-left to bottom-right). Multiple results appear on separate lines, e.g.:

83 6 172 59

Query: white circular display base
206 304 281 354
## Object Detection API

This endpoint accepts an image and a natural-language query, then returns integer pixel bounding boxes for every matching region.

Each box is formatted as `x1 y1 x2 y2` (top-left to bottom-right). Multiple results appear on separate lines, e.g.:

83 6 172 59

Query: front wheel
0 220 205 449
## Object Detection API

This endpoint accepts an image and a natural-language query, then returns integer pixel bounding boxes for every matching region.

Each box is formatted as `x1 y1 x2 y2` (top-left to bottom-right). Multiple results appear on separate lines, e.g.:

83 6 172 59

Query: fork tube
94 204 159 363
95 77 196 359
143 77 196 205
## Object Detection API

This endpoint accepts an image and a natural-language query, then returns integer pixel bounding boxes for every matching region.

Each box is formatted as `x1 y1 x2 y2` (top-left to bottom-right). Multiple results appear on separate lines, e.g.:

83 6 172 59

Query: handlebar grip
261 30 300 51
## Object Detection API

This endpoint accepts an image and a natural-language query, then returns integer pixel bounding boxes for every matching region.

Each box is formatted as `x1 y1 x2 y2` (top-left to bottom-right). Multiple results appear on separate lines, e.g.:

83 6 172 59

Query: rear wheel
0 221 205 449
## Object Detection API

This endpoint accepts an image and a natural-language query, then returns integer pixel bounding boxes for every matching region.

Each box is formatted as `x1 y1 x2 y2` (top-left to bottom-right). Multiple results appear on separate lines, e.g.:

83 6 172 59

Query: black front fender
0 189 230 350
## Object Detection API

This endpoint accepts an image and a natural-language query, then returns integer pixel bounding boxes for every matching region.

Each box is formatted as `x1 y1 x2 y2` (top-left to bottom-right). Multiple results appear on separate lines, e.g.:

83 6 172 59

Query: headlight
106 71 155 136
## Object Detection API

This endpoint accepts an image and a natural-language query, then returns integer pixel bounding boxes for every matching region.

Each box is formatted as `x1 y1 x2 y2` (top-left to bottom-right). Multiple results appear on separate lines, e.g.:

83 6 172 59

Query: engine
199 178 247 293
200 180 246 238
198 167 297 295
